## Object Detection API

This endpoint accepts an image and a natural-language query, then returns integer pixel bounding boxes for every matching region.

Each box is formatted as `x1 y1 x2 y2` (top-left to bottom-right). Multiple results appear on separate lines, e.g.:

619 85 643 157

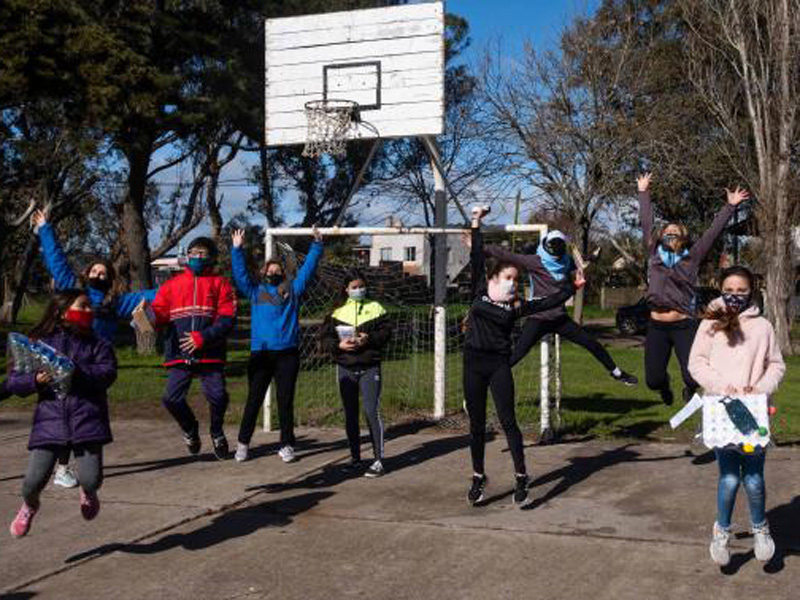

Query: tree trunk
760 201 794 355
0 235 38 324
572 223 591 325
122 141 154 291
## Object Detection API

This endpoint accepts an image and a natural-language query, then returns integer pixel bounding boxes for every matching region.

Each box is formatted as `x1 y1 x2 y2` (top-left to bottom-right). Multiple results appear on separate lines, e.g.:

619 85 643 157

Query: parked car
615 287 721 335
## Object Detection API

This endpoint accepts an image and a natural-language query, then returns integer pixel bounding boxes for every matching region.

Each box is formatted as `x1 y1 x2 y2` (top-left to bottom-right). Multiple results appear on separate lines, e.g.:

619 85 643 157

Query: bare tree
681 0 800 354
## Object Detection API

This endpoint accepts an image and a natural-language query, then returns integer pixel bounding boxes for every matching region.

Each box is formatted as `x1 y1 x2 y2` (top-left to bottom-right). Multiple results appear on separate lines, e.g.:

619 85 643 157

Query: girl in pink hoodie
689 266 785 567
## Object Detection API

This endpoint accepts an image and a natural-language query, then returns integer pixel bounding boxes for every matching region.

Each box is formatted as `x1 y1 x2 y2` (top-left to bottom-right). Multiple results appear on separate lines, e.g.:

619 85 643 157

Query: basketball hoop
303 99 360 158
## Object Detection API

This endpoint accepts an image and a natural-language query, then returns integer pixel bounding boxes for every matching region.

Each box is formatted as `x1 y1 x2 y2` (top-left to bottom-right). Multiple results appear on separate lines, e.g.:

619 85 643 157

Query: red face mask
64 309 94 331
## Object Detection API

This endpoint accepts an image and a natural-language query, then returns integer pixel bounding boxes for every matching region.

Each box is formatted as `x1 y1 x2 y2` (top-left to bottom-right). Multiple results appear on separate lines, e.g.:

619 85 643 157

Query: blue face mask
348 287 367 301
188 257 210 275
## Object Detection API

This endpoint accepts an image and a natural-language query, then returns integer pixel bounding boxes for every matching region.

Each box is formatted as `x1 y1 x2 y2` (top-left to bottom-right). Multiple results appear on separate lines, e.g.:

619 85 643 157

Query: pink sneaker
9 503 37 538
80 490 100 521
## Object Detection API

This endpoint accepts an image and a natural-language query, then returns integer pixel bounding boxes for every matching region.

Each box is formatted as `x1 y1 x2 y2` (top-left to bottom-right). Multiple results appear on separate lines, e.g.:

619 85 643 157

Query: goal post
260 224 561 437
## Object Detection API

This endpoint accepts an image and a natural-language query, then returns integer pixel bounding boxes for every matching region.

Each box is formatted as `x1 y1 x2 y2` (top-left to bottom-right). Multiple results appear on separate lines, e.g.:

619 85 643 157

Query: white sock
612 367 622 377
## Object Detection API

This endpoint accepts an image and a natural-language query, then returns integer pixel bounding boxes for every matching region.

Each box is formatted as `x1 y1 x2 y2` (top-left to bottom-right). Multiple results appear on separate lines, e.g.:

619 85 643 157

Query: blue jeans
714 448 766 529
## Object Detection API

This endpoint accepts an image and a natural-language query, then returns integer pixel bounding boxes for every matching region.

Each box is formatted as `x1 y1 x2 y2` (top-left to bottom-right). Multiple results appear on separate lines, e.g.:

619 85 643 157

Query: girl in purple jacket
7 290 117 538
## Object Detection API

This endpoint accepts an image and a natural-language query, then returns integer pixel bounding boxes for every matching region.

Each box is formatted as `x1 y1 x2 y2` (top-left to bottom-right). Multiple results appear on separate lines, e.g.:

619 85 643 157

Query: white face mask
348 287 367 301
499 279 517 299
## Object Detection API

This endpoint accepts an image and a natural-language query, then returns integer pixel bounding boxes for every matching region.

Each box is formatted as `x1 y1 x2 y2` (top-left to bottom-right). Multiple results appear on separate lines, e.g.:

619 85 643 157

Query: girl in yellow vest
322 272 392 477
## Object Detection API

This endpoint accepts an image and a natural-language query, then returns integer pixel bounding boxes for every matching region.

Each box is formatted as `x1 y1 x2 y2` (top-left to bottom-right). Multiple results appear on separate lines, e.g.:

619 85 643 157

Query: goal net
260 225 562 436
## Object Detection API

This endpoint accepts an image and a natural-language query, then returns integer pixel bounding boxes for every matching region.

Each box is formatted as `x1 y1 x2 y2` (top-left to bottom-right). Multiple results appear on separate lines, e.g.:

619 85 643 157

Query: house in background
368 217 470 285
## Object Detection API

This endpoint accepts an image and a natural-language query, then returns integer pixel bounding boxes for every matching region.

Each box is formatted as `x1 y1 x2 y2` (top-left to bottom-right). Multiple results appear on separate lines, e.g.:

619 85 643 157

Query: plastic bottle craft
7 333 74 398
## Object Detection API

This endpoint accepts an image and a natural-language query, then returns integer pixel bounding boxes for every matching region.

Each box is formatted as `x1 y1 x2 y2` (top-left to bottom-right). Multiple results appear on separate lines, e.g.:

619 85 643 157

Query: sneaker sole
53 480 79 489
364 471 384 478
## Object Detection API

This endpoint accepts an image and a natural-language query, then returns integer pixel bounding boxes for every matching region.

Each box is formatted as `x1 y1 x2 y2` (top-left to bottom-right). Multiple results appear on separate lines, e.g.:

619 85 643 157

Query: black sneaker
467 474 488 506
612 370 638 386
513 474 532 507
660 386 674 406
364 460 385 478
342 458 363 475
212 435 229 460
183 427 201 455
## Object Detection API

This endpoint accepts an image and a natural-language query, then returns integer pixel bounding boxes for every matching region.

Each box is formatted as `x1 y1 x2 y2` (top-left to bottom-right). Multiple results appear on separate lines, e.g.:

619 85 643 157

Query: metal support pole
262 231 275 433
427 136 447 420
554 333 562 431
420 135 470 225
540 335 550 437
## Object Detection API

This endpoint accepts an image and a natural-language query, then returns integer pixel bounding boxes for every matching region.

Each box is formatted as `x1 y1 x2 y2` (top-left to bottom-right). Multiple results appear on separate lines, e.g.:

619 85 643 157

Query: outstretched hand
637 173 652 193
312 224 322 242
574 271 586 289
725 186 749 206
232 229 245 248
31 208 48 230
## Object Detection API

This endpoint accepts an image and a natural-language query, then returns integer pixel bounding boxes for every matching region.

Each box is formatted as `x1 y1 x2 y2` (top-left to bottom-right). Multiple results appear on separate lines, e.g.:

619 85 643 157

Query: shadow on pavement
65 491 333 563
0 593 38 599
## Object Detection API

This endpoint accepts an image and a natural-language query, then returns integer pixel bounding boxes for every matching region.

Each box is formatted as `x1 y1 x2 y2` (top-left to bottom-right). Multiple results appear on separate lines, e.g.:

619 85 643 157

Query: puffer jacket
321 298 392 368
151 267 237 366
7 328 117 449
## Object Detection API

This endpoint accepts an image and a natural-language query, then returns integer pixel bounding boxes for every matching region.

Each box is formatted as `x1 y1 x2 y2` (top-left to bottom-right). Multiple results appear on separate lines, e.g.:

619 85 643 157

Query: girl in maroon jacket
637 173 749 405
7 289 117 538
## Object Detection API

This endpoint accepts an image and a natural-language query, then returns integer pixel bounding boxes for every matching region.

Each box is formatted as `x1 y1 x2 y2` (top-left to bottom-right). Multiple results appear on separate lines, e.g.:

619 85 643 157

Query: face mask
661 234 680 248
64 308 94 331
265 274 284 286
544 238 567 258
87 277 111 292
348 287 367 301
722 292 751 314
188 257 210 275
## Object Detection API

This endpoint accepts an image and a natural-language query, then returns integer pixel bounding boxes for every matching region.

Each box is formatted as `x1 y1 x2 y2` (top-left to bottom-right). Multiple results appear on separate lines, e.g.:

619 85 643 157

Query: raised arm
688 187 746 263
470 226 487 297
516 280 576 318
292 230 324 296
637 173 654 250
484 243 547 276
230 230 258 299
35 212 77 289
115 288 158 319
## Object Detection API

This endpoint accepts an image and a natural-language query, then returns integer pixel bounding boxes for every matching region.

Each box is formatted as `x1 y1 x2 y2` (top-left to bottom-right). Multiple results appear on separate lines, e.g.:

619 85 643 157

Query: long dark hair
486 259 518 280
79 258 122 315
260 259 292 299
704 266 755 345
29 289 88 339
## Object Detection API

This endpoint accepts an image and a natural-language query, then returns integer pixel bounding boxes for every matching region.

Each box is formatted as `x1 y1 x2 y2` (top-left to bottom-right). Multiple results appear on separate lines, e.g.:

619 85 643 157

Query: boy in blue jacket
230 226 323 463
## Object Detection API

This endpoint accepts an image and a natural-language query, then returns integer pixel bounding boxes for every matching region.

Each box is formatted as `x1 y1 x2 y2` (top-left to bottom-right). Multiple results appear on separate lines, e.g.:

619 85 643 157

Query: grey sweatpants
22 444 103 507
337 365 384 461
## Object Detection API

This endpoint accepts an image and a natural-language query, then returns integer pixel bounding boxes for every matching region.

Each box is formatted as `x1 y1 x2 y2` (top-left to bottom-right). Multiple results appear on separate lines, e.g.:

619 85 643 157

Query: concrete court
0 412 797 600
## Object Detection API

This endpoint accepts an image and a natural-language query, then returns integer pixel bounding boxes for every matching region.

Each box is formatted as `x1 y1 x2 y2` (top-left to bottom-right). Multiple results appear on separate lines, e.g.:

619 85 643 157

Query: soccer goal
259 225 563 436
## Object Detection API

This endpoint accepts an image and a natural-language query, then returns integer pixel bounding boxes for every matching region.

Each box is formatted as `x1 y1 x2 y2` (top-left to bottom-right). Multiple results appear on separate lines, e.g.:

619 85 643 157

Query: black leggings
644 318 699 394
463 351 526 475
238 349 301 446
510 315 617 370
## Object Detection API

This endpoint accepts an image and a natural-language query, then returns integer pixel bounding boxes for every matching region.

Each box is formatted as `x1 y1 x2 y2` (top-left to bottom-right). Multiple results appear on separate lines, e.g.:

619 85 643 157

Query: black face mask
722 292 752 314
87 277 111 292
544 238 567 258
661 234 681 248
265 274 284 286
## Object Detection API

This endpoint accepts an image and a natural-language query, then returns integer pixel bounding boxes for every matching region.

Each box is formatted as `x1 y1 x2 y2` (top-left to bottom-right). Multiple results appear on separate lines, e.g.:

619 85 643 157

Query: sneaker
513 474 532 507
342 458 363 475
212 435 229 460
278 445 296 463
709 522 731 566
612 370 638 386
79 490 100 521
53 464 79 488
9 503 37 538
753 523 776 562
364 460 385 478
183 427 201 455
660 386 674 406
467 474 488 506
234 442 249 463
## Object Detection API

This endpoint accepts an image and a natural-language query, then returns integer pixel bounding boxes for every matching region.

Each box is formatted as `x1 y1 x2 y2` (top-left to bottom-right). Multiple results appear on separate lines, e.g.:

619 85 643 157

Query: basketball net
303 99 359 158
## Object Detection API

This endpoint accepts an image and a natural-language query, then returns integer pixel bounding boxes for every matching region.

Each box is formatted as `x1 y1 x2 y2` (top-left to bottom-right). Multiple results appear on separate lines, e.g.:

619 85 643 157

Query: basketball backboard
265 2 445 148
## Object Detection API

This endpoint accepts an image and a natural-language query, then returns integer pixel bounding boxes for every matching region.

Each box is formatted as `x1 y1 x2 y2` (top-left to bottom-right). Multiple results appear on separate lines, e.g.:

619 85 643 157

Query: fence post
428 136 447 420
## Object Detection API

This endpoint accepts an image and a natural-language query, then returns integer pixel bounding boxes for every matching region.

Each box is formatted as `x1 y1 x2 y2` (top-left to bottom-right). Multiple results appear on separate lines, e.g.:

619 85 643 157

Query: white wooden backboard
265 2 445 147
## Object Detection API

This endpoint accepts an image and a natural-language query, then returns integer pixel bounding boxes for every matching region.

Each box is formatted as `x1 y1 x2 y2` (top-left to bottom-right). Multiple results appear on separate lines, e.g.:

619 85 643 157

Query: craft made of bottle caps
6 333 75 399
702 394 770 451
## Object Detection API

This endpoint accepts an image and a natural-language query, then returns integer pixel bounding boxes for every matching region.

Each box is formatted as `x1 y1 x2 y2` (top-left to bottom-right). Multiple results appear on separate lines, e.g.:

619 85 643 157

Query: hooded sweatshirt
688 299 785 395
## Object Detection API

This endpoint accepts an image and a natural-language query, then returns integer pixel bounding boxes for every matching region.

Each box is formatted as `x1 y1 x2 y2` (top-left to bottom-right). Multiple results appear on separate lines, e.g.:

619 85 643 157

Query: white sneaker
53 464 78 489
753 523 775 562
278 445 296 463
234 443 249 463
364 460 385 478
709 522 731 566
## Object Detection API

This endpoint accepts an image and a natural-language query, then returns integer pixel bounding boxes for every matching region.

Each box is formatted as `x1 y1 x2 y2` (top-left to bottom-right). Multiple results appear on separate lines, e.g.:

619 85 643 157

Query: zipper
189 272 198 362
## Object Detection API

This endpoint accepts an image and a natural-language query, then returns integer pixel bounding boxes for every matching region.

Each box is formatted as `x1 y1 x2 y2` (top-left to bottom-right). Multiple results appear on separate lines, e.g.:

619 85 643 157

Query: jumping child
689 266 785 566
321 271 392 477
7 290 117 537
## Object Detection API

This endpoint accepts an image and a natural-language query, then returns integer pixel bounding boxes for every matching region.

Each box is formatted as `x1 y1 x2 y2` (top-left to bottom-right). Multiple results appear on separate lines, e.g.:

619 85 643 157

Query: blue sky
150 0 602 247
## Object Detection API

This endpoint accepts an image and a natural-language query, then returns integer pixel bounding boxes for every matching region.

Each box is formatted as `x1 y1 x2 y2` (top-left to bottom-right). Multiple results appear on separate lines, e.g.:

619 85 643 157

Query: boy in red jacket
151 237 237 459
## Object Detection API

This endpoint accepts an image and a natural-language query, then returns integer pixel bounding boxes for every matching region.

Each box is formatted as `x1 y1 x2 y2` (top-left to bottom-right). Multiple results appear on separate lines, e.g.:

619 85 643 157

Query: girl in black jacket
322 272 392 478
464 209 579 508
